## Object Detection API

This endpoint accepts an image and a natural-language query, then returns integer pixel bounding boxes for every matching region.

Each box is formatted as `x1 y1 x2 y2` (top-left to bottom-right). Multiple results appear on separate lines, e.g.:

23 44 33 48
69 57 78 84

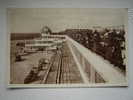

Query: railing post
90 66 95 83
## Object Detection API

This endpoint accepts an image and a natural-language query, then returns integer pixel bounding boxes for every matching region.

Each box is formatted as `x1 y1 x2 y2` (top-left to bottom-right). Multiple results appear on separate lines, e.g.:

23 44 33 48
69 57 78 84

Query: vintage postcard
7 8 128 87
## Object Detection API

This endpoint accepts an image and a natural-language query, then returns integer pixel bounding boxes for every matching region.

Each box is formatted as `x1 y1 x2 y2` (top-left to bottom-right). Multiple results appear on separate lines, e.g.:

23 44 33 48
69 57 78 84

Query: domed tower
41 26 52 37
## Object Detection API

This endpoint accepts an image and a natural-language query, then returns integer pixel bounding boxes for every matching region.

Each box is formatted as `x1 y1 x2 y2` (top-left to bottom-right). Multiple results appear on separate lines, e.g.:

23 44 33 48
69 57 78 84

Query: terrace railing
66 36 127 85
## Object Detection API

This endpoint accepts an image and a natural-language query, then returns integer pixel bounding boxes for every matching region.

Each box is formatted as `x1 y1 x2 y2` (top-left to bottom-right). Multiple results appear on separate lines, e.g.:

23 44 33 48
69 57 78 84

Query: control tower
41 26 52 37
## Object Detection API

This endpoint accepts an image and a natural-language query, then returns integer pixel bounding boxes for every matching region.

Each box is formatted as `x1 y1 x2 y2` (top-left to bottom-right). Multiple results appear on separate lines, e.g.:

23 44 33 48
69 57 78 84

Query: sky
8 8 127 33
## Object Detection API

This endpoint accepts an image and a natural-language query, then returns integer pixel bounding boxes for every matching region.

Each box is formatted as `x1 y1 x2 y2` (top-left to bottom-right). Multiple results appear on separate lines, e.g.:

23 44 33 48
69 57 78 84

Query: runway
10 42 83 84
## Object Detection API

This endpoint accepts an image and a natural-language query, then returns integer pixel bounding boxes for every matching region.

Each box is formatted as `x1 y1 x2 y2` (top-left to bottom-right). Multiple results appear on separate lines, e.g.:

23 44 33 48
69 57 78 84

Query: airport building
25 26 66 51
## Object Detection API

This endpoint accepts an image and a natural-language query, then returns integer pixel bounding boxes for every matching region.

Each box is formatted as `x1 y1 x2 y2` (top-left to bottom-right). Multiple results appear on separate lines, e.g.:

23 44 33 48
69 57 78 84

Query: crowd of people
64 28 126 71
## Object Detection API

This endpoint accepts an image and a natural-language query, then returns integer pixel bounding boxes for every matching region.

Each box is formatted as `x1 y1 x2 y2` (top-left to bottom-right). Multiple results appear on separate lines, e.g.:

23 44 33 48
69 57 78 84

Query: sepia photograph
8 8 128 87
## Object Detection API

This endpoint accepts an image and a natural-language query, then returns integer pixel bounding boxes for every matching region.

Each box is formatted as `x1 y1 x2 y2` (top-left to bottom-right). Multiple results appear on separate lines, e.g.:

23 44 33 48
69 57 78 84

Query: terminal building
25 26 66 51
